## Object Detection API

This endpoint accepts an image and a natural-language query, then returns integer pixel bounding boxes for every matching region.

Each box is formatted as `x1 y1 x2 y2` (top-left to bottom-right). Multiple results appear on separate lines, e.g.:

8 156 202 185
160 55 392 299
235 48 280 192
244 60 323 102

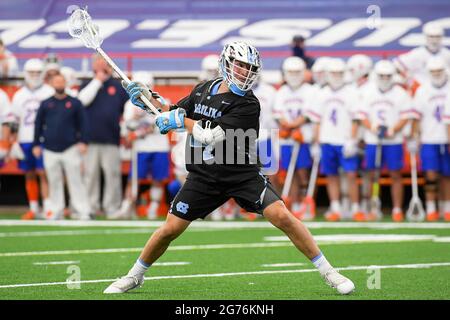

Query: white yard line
0 262 449 289
0 219 449 229
31 261 189 267
264 234 438 244
33 261 80 266
0 242 294 257
261 263 307 267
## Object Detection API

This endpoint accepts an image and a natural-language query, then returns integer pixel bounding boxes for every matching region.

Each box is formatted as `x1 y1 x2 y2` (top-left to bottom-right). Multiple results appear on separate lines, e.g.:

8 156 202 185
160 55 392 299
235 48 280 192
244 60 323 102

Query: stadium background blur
0 0 449 220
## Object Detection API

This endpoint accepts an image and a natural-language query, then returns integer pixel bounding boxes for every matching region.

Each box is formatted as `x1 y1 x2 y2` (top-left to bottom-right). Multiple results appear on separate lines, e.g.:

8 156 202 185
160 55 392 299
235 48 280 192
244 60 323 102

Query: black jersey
173 79 261 184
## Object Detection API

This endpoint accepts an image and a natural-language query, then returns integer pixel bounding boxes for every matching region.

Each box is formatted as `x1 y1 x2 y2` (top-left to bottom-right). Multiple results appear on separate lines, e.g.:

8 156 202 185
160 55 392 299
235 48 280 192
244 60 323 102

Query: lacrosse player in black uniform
104 41 355 295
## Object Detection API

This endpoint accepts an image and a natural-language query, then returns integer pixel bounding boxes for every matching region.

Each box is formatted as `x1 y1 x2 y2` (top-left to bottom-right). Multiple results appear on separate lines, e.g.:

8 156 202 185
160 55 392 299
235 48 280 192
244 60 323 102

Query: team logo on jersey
194 103 222 119
107 86 116 96
176 201 189 214
65 101 72 109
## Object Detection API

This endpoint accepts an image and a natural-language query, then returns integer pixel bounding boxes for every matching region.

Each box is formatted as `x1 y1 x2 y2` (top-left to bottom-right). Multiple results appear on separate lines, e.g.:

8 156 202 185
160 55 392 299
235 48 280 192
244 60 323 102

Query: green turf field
0 216 449 300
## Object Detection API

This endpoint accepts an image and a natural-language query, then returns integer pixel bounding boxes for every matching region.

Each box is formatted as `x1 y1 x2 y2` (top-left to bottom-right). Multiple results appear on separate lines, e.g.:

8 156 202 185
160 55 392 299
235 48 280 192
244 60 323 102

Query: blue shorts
320 144 359 175
280 143 312 171
128 152 170 181
364 144 403 171
257 139 276 169
420 144 450 176
18 143 44 171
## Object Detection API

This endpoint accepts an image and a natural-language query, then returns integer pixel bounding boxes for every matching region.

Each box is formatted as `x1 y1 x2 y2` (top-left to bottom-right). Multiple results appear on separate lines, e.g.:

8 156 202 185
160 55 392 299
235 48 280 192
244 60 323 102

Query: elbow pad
192 120 225 145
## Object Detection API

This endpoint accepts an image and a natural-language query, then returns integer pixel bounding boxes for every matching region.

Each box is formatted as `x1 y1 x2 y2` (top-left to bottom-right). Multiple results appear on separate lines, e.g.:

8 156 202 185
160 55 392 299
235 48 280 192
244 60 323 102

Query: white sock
446 201 450 213
331 200 341 213
351 202 360 214
426 201 436 214
128 259 150 278
311 252 333 275
392 207 402 214
30 201 39 213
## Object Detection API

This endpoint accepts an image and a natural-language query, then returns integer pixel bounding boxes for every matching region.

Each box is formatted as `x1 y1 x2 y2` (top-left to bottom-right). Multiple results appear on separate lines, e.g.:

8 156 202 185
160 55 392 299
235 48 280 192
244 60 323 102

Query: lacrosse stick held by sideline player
406 148 426 222
281 130 302 203
369 125 387 221
298 152 320 221
67 6 160 116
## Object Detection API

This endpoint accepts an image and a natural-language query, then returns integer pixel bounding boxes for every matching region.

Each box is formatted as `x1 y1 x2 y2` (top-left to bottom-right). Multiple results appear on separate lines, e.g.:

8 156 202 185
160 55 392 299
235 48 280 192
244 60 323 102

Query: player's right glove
155 108 186 134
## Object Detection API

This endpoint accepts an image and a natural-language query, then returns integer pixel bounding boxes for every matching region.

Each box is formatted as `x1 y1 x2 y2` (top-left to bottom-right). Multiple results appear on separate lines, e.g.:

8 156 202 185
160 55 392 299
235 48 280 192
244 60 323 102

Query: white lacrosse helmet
423 23 444 53
132 71 154 90
347 54 373 83
199 54 220 81
312 57 332 86
374 60 395 92
282 56 305 89
219 41 262 95
427 56 448 87
23 58 44 89
326 58 346 89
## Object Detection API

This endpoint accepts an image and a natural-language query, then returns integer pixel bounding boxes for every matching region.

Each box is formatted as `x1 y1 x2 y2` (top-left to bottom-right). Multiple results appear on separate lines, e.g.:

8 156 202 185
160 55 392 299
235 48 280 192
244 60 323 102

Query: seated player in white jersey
273 56 315 216
113 71 170 220
103 41 355 295
355 60 415 222
6 59 54 220
394 23 450 93
306 58 365 222
411 57 450 221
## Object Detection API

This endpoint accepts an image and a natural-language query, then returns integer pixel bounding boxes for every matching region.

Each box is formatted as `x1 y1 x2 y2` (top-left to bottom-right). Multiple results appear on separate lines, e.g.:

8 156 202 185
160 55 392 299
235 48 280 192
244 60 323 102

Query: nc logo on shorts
176 201 189 215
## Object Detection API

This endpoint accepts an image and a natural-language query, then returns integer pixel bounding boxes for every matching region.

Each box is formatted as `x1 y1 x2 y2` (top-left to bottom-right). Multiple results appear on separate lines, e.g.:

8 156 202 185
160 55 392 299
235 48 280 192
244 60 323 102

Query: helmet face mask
423 24 444 53
24 58 44 90
282 56 305 89
219 41 261 95
374 60 395 92
326 58 346 90
429 69 447 87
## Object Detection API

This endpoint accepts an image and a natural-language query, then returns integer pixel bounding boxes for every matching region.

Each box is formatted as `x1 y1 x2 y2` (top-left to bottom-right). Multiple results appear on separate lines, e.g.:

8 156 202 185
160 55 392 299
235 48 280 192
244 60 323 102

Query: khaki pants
85 143 122 216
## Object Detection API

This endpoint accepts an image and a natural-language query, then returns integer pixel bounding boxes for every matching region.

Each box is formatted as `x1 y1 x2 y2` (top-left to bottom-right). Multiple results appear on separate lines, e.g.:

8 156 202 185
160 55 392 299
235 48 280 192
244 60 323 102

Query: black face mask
55 88 65 95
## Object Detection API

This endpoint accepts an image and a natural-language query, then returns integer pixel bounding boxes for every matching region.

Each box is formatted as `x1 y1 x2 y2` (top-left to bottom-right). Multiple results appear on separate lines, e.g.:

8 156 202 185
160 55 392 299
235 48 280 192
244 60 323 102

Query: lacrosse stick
67 7 160 116
130 141 138 214
281 142 300 200
369 126 386 221
406 150 426 222
298 153 320 220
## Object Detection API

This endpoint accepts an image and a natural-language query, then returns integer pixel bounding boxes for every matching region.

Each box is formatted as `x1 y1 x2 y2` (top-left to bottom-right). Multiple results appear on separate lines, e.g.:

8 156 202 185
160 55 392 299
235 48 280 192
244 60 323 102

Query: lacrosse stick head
67 7 103 49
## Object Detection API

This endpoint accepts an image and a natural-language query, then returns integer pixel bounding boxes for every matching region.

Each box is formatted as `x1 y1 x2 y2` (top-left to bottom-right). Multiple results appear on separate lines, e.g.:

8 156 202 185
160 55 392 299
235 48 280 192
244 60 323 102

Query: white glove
310 143 321 160
343 139 358 158
406 139 419 154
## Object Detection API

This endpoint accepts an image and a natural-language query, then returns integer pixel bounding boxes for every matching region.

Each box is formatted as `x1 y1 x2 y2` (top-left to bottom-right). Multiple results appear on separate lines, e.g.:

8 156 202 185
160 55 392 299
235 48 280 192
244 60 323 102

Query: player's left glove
155 108 186 134
123 81 158 114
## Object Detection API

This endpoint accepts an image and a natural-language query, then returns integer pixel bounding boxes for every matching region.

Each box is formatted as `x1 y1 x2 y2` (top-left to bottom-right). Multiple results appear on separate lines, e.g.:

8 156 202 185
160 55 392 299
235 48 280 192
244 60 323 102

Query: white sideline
0 219 449 229
0 262 449 289
264 234 438 243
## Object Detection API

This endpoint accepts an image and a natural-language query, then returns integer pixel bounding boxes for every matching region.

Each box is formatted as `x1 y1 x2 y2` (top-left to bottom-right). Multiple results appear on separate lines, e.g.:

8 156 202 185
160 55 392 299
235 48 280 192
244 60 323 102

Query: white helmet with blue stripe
219 41 262 96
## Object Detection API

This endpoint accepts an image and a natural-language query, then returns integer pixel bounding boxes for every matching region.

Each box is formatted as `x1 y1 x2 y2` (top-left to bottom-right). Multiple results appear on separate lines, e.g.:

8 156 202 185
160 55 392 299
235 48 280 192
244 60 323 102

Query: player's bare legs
263 200 355 294
347 171 365 221
22 171 40 219
424 170 439 220
37 170 50 215
325 175 341 221
104 213 190 293
390 170 404 221
441 176 450 220
263 200 319 258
